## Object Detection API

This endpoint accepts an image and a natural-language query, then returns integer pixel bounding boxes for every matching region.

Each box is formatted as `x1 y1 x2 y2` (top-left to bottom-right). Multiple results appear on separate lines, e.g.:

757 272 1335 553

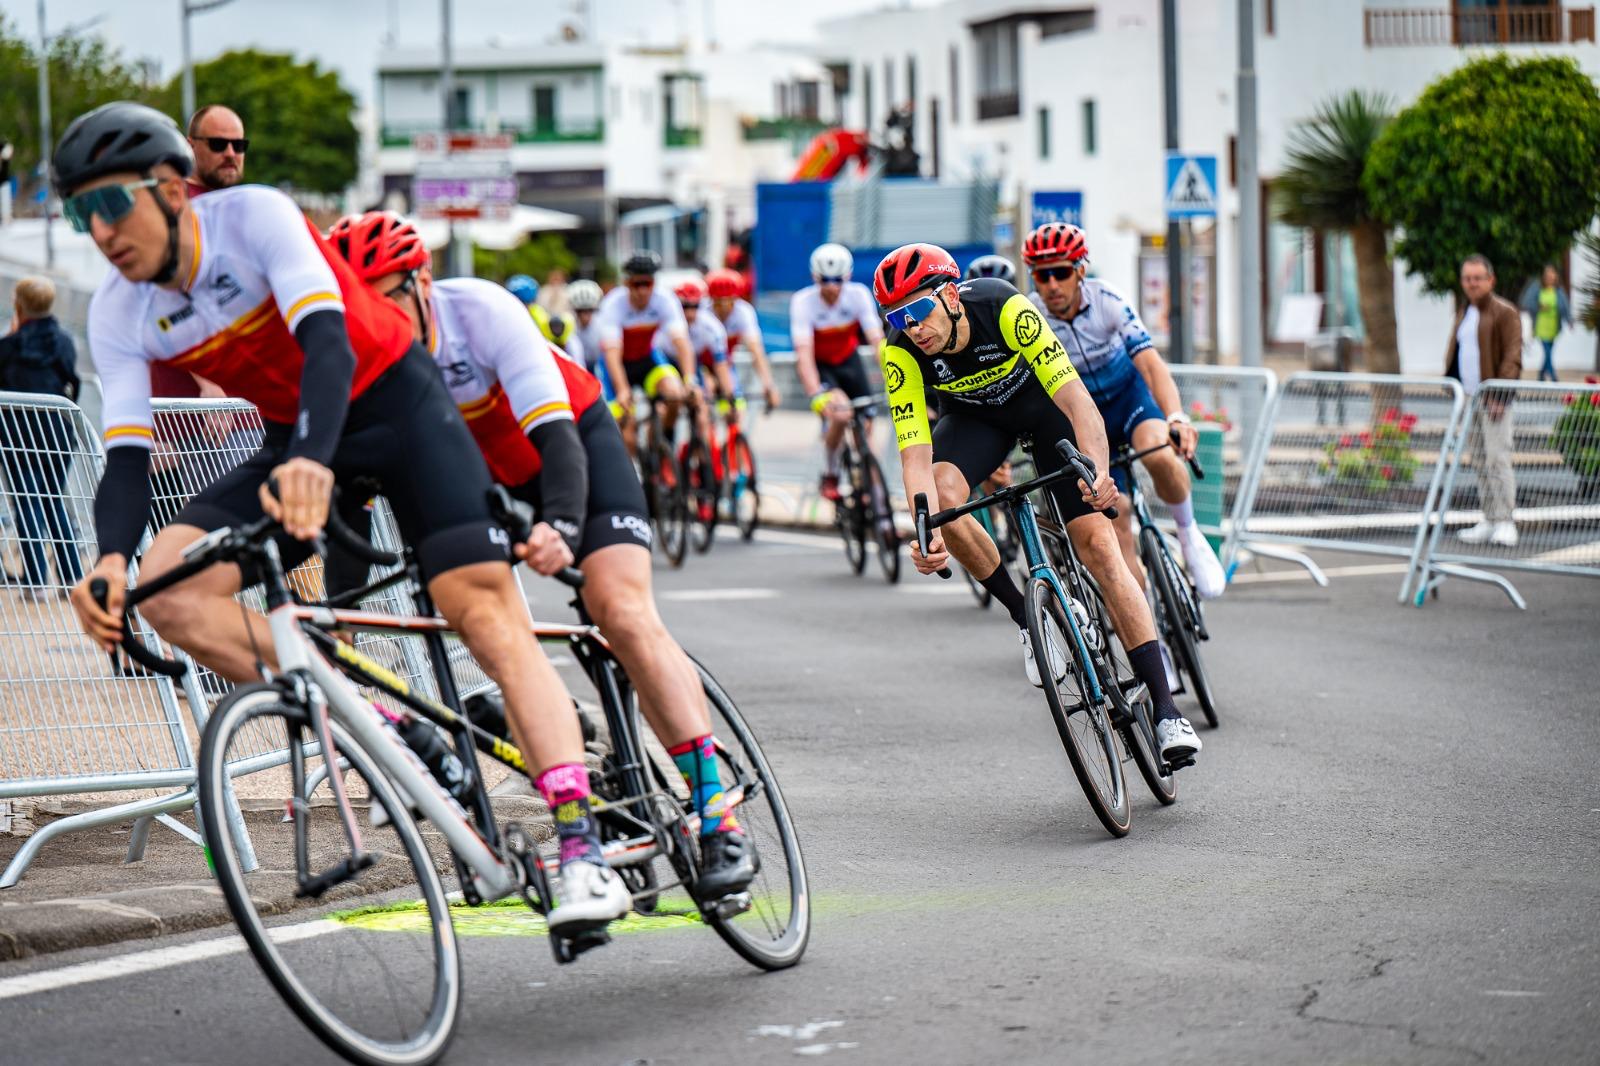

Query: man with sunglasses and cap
877 242 1202 766
186 104 247 194
594 251 699 456
1022 222 1225 601
56 101 633 934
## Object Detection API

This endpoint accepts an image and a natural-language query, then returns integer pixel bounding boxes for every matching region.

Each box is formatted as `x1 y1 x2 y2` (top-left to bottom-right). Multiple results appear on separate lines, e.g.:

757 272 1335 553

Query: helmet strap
148 174 183 287
940 286 963 353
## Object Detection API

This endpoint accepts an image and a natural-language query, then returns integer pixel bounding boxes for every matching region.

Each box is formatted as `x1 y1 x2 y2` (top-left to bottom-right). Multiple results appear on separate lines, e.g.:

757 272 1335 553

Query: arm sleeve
286 308 357 464
1107 286 1156 358
1000 293 1080 399
659 293 688 339
90 289 157 451
595 293 623 345
789 290 811 350
475 284 576 432
526 418 588 552
93 446 153 561
1498 306 1523 380
882 340 931 450
708 317 730 363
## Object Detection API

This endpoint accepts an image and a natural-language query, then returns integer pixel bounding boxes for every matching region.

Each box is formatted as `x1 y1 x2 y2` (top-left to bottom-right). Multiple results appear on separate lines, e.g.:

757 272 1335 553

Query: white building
818 0 1600 372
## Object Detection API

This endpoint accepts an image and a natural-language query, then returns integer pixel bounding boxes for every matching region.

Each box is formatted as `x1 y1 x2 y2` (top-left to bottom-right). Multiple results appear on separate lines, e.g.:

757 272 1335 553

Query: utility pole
1237 0 1262 367
37 0 53 269
441 0 472 278
180 0 236 124
1160 0 1188 364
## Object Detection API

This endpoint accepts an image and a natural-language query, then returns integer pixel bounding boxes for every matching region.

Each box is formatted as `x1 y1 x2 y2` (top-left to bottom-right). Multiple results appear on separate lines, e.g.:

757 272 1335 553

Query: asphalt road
2 528 1597 1065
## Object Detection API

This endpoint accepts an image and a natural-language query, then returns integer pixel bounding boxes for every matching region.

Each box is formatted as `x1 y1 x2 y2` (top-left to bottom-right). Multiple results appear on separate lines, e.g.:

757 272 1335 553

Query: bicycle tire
1026 579 1131 837
655 443 689 568
683 435 718 554
1143 527 1218 727
861 452 901 584
198 685 460 1066
836 447 867 575
727 433 760 541
1087 581 1177 805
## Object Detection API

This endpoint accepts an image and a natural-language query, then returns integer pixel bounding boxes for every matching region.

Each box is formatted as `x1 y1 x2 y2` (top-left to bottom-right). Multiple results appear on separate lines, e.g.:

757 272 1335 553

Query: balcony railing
976 90 1020 121
1364 5 1596 46
379 122 605 148
664 126 701 148
742 117 830 143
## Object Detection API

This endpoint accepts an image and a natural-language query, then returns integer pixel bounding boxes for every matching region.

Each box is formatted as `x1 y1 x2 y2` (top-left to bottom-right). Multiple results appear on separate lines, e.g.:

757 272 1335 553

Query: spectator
0 277 85 599
186 104 247 194
538 267 573 316
1519 264 1573 383
1447 254 1523 548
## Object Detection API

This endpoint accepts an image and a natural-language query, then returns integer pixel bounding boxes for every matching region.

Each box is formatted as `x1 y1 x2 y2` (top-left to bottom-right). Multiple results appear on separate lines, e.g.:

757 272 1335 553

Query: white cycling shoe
1176 523 1227 600
547 860 632 935
1155 717 1202 764
1020 623 1068 688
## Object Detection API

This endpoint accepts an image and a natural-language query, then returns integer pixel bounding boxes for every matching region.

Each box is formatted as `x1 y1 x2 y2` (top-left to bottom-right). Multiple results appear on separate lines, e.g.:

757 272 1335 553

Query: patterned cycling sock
979 564 1028 628
1169 496 1195 529
1127 640 1181 723
667 735 741 836
533 762 605 866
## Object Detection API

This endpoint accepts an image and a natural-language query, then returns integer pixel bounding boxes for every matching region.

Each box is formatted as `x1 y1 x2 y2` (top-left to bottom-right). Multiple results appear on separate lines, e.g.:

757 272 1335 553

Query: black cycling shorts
931 390 1097 524
818 356 872 405
513 403 652 561
176 344 509 587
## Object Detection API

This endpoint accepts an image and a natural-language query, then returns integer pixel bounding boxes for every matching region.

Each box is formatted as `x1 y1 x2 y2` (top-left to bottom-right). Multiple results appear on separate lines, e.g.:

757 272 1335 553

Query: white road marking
1480 989 1543 997
1229 563 1409 585
0 919 340 1001
755 1020 846 1041
659 587 780 602
751 529 839 550
899 582 972 595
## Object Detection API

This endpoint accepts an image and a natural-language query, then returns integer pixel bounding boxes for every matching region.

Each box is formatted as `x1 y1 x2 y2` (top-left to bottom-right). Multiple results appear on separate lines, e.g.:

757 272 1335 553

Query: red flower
1590 392 1600 408
1191 401 1204 412
1400 413 1419 431
1565 393 1576 405
1359 431 1373 447
1381 408 1399 424
1381 465 1394 479
1585 375 1598 385
1339 434 1354 447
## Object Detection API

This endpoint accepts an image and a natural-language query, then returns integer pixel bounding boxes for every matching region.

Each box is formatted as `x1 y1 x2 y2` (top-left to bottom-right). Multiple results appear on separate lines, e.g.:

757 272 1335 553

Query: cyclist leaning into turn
326 212 759 903
54 102 630 931
875 242 1202 764
790 243 884 502
1022 223 1226 600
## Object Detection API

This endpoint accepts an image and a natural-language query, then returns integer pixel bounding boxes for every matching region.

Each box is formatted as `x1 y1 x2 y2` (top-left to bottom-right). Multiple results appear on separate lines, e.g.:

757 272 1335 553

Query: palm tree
1273 90 1400 376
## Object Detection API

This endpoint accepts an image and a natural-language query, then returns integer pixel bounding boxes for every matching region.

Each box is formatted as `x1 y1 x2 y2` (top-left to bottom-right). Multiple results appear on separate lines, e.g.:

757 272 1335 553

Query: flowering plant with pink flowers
1320 407 1420 492
1549 376 1600 489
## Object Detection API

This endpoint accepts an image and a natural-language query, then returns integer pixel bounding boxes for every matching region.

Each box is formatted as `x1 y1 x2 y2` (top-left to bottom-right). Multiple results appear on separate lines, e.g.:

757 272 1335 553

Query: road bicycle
1109 437 1219 728
633 396 689 567
673 394 720 555
94 490 809 1066
713 399 760 542
917 439 1178 839
833 394 900 583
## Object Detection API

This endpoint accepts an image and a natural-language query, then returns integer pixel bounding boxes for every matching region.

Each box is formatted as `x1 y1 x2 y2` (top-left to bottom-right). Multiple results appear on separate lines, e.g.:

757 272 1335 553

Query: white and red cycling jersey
429 278 602 487
654 312 729 371
789 281 879 367
713 297 761 352
571 313 603 372
90 184 412 448
594 285 687 363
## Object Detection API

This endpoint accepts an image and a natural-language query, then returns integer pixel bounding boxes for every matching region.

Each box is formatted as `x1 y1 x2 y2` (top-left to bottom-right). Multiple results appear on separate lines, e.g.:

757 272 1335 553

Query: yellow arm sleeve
881 340 931 450
1000 293 1079 399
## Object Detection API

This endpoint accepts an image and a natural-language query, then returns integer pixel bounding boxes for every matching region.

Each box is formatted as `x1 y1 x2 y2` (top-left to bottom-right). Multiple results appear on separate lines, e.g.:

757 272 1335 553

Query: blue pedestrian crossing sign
1165 153 1217 219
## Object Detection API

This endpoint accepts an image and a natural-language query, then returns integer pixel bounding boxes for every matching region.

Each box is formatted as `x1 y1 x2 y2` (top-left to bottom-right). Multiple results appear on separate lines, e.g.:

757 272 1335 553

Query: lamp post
180 0 238 123
1237 0 1262 368
35 2 107 271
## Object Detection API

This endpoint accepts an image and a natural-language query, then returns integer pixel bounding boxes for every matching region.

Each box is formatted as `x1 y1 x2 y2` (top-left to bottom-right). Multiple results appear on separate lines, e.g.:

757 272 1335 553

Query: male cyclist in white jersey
567 278 604 372
595 252 699 455
705 268 781 413
1023 223 1226 600
790 243 883 501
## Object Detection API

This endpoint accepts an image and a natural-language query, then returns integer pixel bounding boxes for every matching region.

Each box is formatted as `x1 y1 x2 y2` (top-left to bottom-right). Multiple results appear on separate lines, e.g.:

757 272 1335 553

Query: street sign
1030 190 1084 230
1164 154 1217 219
412 132 517 221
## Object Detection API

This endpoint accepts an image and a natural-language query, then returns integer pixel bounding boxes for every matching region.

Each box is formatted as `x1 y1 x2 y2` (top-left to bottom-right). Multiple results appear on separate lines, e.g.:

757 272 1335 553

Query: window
906 55 917 108
885 58 895 111
796 80 821 121
863 64 874 130
532 86 556 135
1453 0 1562 44
449 86 471 129
973 19 1020 120
1038 106 1050 160
949 45 959 123
1038 11 1095 37
1081 98 1096 156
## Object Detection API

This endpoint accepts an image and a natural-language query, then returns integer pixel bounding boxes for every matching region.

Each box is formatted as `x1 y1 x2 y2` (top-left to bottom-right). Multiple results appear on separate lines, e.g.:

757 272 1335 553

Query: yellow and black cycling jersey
880 276 1079 450
530 303 577 348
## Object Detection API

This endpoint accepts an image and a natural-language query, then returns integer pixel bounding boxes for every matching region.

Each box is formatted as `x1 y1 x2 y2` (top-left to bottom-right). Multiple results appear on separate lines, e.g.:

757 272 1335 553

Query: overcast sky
3 0 926 104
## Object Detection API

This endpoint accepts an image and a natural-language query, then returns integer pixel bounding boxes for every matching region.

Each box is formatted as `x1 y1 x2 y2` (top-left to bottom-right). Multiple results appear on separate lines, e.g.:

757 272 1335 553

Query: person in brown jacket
1445 254 1523 547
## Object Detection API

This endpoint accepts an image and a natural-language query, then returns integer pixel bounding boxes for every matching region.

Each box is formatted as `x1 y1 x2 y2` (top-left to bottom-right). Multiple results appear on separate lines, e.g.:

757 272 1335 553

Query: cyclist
1022 222 1225 600
327 212 758 900
54 102 632 931
876 242 1202 764
567 278 604 372
964 254 1017 285
595 252 698 454
791 243 883 502
505 273 577 352
667 277 739 464
706 267 781 413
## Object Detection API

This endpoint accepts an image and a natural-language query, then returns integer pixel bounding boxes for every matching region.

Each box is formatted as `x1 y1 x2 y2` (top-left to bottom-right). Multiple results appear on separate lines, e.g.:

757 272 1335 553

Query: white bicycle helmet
809 242 854 281
568 279 602 311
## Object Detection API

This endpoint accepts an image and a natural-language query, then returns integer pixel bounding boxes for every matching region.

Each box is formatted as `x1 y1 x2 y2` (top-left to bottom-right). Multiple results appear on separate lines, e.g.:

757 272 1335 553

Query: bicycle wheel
862 452 901 584
1143 527 1218 727
683 435 719 554
1088 581 1176 805
1026 579 1131 837
727 433 761 541
198 685 460 1066
655 442 689 568
836 447 867 575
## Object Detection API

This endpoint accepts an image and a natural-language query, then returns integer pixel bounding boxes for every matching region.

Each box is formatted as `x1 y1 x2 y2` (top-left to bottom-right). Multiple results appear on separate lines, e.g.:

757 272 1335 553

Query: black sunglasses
199 137 249 154
1032 266 1078 283
379 275 418 301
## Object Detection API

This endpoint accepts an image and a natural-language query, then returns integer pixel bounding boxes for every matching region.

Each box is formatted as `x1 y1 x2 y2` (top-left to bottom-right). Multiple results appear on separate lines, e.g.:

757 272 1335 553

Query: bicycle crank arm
708 891 753 920
294 851 376 900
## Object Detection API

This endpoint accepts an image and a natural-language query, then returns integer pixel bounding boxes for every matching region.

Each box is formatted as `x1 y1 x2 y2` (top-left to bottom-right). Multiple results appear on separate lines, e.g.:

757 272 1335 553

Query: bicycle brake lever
913 492 952 579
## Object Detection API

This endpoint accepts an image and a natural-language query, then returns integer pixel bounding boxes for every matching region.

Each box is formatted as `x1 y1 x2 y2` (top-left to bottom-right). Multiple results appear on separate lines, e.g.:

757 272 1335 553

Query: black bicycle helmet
50 101 193 198
964 254 1016 284
622 250 662 277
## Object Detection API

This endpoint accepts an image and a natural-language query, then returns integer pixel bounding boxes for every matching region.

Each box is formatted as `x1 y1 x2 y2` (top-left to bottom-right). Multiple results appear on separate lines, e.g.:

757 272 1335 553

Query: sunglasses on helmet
1031 265 1079 283
883 284 948 331
200 137 249 154
62 178 161 234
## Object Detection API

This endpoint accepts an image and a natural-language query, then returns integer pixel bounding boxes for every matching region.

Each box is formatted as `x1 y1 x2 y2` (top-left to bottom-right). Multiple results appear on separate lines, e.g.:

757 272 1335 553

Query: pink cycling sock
534 762 604 866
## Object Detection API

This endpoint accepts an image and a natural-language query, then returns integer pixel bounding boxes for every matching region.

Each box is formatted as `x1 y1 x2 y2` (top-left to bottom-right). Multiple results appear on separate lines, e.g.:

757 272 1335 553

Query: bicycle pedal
552 927 612 965
708 891 752 920
1166 756 1195 772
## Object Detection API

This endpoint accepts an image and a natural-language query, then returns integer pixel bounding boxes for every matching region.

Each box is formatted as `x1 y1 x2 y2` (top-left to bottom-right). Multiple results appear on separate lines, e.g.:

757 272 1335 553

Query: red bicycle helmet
705 268 745 300
673 277 708 305
327 211 430 282
1022 222 1088 267
873 243 959 308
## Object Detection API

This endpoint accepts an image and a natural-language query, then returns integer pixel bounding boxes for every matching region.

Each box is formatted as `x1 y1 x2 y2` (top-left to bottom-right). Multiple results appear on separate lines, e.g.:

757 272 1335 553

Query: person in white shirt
1446 254 1524 548
706 268 781 412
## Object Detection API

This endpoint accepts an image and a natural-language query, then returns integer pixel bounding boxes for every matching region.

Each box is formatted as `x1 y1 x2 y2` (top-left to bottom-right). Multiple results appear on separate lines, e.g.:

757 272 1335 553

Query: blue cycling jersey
1027 278 1154 402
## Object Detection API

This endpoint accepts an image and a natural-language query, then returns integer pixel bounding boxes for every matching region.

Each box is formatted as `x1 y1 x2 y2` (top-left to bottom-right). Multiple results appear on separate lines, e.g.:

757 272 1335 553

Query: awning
618 204 689 229
415 204 584 251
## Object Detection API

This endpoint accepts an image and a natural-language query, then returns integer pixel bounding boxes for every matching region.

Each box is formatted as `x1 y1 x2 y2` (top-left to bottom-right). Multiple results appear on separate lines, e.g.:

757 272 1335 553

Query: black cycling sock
1128 640 1180 722
980 565 1028 628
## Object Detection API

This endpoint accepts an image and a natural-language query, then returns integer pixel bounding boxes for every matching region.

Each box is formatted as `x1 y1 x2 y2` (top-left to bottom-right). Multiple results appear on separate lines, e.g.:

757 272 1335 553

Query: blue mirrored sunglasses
62 178 160 233
883 285 947 331
818 275 846 285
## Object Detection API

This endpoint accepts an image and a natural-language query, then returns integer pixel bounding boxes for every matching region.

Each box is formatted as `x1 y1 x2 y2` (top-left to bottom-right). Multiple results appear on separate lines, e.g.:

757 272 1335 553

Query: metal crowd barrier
0 392 207 888
1227 372 1468 593
1405 380 1600 609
